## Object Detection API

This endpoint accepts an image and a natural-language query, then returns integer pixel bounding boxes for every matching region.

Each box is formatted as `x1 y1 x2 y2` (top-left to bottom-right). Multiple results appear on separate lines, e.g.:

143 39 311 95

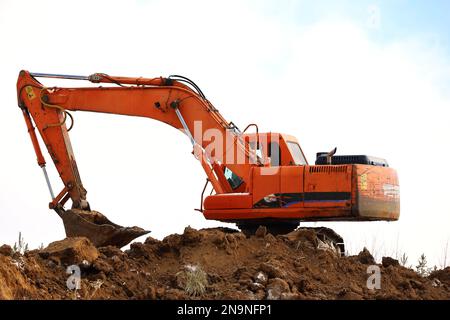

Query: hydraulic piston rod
29 72 89 81
41 166 55 200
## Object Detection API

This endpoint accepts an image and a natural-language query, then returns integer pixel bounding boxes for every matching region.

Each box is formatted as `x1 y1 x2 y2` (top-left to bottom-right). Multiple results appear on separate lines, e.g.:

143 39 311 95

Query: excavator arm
17 70 257 246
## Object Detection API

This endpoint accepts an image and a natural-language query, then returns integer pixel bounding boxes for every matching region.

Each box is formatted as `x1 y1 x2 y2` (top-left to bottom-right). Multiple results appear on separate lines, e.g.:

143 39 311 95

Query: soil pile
0 227 449 300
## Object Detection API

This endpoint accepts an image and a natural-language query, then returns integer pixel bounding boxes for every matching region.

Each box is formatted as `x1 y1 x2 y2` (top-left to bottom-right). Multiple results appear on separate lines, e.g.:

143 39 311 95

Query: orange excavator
16 71 400 250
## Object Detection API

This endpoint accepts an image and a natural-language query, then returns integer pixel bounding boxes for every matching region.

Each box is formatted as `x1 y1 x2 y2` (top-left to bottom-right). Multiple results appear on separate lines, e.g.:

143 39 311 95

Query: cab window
287 141 307 165
268 142 280 166
224 167 243 190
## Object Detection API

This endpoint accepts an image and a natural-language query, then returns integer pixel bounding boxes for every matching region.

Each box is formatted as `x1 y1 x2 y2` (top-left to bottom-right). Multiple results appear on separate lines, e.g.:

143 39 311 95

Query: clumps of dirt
38 237 99 265
0 245 13 257
356 248 376 265
0 227 449 300
429 267 450 287
382 257 400 268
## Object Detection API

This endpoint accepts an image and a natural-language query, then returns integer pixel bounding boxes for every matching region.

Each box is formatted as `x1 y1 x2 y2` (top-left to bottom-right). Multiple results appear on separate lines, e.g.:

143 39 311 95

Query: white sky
0 0 449 267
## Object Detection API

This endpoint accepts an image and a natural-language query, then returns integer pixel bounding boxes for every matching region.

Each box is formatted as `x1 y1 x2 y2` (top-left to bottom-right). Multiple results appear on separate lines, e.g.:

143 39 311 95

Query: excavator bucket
54 208 150 248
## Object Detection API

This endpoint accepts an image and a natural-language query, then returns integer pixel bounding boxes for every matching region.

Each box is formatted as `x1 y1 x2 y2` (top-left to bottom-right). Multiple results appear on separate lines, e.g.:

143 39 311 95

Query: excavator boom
17 70 256 246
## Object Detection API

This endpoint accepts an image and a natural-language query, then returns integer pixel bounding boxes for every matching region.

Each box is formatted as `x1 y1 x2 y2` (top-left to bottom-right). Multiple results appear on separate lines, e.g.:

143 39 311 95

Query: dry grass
177 264 208 297
440 240 448 269
12 232 28 255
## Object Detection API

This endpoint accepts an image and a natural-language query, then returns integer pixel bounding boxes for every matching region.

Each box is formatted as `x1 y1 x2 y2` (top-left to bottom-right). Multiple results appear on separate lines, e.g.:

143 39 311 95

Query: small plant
399 252 408 267
87 280 104 299
38 243 44 250
416 253 431 277
440 240 448 269
12 232 29 255
177 264 208 297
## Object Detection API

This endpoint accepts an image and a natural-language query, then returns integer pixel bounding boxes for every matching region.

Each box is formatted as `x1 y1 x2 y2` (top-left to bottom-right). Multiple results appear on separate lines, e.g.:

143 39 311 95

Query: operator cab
243 133 308 166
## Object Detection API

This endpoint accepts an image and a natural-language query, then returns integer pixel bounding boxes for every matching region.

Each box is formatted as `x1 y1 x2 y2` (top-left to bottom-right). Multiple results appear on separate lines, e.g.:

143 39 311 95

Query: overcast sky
0 0 449 267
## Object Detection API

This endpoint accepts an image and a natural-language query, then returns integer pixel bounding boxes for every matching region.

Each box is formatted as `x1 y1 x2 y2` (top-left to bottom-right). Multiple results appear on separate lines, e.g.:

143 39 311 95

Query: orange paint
17 70 400 225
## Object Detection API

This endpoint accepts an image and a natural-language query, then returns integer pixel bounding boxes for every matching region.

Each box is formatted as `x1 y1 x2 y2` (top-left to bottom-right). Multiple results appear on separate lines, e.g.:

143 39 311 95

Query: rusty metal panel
353 165 400 220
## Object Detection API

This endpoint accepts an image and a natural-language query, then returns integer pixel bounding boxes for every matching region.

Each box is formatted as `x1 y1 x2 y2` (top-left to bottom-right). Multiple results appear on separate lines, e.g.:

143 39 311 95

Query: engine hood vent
315 154 389 167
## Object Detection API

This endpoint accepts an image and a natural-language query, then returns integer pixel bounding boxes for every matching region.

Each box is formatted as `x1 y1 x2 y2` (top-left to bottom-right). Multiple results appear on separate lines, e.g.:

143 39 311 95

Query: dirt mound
0 227 449 300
